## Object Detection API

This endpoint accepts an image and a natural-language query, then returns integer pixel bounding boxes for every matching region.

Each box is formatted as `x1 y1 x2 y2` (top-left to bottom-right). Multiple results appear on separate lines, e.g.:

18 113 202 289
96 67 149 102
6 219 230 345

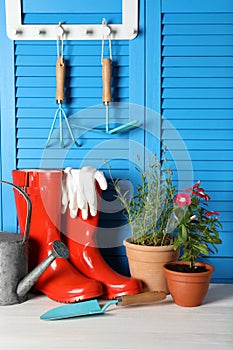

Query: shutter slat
17 158 124 169
17 128 131 139
17 139 129 149
15 64 129 77
17 118 130 128
163 109 233 119
16 45 128 56
174 170 233 183
162 119 233 129
163 35 233 46
163 77 233 88
16 107 130 118
162 140 233 151
17 148 128 159
162 67 233 77
164 150 233 161
16 76 129 88
162 57 233 67
163 46 233 56
16 97 128 108
162 88 233 99
163 13 233 24
162 129 233 139
16 56 128 71
162 0 233 13
162 98 233 109
162 24 233 35
16 87 129 99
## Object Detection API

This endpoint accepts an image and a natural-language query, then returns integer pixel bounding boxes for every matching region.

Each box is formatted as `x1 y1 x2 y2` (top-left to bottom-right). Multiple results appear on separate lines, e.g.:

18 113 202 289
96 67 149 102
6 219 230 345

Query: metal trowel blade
40 299 117 321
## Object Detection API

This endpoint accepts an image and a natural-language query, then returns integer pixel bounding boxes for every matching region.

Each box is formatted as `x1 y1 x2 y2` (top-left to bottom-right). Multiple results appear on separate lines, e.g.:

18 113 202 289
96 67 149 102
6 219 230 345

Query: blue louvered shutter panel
1 0 233 281
161 0 233 282
1 0 145 275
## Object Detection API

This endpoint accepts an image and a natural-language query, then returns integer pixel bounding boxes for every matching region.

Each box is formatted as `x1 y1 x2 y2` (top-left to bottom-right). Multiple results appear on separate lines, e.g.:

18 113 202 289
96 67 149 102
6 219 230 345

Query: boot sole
102 286 142 300
39 288 103 303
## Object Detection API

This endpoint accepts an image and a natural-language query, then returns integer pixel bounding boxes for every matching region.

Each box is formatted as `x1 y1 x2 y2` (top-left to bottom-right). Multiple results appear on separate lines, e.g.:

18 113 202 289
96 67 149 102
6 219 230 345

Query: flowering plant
111 152 222 268
173 180 222 268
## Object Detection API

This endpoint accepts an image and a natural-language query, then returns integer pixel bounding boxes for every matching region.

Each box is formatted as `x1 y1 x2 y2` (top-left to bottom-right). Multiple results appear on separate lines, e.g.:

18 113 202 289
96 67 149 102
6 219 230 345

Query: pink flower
193 189 210 201
192 180 210 201
205 211 220 217
174 193 192 207
184 181 202 194
193 180 201 189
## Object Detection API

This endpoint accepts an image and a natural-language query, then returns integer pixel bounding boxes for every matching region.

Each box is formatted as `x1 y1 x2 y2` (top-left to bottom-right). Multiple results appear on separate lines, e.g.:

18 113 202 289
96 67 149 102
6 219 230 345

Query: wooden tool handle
102 58 112 104
56 57 65 103
119 291 166 306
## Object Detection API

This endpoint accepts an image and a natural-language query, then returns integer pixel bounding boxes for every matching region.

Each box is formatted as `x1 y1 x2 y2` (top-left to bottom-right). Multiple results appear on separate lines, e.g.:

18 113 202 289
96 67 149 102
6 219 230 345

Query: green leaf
173 239 180 251
193 244 209 256
181 224 188 241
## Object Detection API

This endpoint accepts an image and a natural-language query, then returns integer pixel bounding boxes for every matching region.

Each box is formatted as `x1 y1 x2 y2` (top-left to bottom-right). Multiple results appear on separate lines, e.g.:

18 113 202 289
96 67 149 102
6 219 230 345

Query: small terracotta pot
123 238 180 294
163 261 214 307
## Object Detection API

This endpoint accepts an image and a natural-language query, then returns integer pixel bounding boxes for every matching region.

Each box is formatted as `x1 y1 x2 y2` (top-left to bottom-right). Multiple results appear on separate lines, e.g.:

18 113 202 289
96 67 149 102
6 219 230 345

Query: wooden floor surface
0 284 232 350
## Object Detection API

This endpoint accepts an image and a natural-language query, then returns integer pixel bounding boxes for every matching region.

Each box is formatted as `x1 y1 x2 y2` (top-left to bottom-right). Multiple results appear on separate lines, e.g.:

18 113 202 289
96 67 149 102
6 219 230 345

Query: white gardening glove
62 166 107 220
75 166 108 220
61 167 80 218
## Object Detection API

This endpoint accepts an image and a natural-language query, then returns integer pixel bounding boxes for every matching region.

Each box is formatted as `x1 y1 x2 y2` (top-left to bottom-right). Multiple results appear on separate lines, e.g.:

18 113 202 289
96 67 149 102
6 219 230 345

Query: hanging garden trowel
40 291 166 321
102 58 140 134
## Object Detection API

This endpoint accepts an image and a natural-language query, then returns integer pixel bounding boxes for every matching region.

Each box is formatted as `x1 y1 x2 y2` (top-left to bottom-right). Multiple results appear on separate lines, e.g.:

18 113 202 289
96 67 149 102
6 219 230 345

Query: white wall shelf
5 0 138 40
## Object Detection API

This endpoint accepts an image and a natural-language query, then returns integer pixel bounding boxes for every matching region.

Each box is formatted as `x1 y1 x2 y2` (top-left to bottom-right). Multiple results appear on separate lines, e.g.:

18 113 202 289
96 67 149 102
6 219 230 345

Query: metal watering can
0 180 69 305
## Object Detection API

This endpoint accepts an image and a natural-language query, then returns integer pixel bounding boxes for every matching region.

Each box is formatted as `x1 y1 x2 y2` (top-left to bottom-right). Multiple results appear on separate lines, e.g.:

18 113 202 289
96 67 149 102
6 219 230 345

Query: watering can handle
0 180 32 244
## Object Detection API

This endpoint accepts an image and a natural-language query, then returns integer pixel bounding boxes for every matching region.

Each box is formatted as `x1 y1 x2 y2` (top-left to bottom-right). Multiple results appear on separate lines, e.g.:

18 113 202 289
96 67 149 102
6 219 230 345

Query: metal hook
56 22 65 60
101 18 112 63
102 18 111 37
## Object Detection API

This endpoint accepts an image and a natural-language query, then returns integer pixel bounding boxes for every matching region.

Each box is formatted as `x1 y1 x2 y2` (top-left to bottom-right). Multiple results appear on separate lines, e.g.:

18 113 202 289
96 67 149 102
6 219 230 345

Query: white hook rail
5 0 138 40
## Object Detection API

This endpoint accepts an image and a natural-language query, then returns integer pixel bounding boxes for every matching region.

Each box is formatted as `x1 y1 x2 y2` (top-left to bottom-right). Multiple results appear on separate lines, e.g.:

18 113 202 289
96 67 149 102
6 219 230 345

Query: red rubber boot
61 187 142 299
12 169 103 303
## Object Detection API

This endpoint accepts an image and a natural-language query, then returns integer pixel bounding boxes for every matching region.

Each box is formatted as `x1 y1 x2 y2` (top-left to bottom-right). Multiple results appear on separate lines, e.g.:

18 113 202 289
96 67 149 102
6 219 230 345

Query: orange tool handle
102 58 112 104
56 57 65 103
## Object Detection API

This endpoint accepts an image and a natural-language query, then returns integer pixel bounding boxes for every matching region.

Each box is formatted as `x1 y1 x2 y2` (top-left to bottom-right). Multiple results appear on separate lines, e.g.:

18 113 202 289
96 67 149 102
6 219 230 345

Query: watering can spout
16 240 69 300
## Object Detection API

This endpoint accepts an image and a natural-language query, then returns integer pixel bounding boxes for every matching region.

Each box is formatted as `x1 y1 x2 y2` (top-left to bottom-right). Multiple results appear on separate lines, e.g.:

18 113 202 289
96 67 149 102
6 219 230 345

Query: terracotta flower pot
163 261 214 307
123 238 180 294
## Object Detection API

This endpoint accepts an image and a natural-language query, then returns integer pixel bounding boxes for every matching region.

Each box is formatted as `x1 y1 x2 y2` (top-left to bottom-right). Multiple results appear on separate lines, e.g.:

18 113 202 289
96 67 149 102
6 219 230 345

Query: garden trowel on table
40 291 166 320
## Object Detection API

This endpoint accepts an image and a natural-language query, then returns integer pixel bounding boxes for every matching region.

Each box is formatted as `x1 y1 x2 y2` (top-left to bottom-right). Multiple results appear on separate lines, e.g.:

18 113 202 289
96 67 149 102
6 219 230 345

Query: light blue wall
0 0 232 282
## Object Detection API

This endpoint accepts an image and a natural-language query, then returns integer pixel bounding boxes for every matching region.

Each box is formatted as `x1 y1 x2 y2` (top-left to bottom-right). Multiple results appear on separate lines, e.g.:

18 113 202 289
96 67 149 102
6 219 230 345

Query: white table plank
0 284 232 350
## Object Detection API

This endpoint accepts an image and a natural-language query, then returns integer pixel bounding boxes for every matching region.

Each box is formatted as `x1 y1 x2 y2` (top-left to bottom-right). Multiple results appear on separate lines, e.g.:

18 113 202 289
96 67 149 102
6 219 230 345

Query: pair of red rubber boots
12 170 142 303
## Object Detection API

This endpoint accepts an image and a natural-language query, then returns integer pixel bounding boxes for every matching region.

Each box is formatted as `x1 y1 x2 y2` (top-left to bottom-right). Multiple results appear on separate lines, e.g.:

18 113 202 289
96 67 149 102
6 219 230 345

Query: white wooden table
0 284 232 350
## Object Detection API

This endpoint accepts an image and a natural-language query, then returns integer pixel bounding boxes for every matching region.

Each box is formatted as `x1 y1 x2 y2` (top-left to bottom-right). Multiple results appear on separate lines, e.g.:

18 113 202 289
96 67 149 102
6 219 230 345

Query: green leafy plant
110 151 222 267
110 151 177 246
